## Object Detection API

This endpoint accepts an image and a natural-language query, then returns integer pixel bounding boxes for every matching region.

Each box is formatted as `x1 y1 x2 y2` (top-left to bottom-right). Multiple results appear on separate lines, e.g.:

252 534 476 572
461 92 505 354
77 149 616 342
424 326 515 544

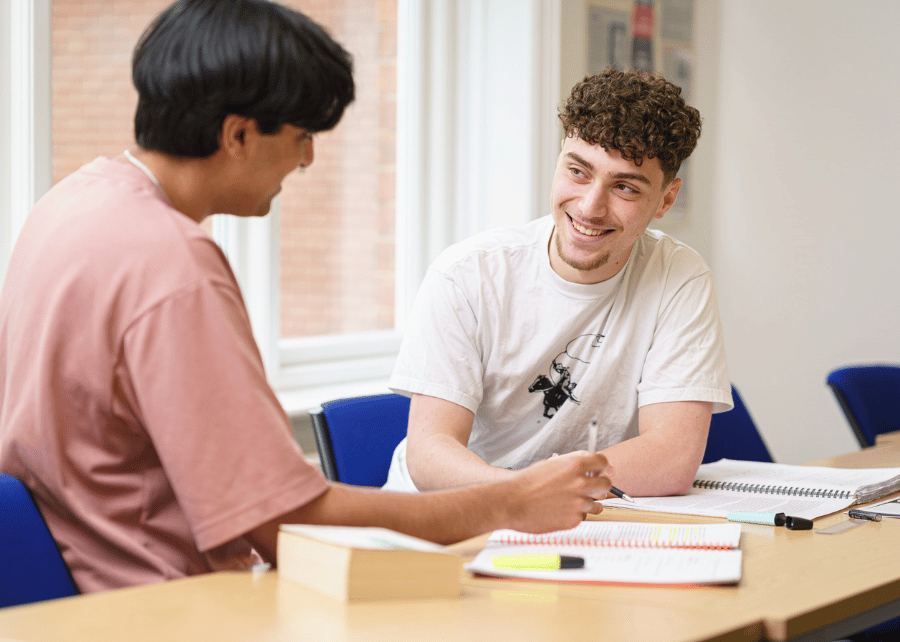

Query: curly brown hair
559 68 701 184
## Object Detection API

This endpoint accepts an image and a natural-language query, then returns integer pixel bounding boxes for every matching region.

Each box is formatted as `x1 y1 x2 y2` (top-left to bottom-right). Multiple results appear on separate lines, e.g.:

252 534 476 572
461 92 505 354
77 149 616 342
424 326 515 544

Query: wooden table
3 443 900 642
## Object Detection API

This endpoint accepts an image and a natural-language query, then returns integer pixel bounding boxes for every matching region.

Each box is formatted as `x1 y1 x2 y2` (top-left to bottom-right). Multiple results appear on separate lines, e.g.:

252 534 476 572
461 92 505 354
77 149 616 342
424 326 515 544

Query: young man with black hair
0 0 611 594
385 69 732 498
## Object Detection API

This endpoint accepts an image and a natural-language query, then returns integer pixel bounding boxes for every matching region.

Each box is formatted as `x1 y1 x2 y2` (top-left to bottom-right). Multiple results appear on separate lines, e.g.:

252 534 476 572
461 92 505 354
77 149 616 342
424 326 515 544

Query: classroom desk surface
3 443 900 642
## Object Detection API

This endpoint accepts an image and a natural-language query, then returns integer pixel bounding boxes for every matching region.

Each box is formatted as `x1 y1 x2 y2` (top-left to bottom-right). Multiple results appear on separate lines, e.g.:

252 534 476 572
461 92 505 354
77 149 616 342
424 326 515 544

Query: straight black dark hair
132 0 354 158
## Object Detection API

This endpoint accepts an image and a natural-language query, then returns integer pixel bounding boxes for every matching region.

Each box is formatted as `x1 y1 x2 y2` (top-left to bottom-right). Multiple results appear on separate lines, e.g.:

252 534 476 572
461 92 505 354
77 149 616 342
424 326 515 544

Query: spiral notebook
601 459 900 520
466 521 742 586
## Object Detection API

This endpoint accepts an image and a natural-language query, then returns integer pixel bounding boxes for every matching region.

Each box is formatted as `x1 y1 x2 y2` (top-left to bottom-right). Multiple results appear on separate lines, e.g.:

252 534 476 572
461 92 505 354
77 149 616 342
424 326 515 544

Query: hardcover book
277 525 462 601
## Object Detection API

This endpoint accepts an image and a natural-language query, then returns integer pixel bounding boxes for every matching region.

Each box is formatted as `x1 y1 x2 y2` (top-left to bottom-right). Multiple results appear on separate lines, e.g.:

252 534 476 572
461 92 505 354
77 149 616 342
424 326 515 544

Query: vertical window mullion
3 0 51 280
213 207 280 381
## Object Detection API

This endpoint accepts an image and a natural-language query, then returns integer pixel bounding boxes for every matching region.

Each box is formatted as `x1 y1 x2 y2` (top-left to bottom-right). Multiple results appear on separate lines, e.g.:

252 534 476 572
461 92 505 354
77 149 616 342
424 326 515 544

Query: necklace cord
123 149 162 189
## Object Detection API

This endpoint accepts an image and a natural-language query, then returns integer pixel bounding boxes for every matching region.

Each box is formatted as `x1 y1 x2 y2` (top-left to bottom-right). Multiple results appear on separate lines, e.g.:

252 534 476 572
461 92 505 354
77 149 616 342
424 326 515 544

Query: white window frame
1 0 562 416
1 0 51 273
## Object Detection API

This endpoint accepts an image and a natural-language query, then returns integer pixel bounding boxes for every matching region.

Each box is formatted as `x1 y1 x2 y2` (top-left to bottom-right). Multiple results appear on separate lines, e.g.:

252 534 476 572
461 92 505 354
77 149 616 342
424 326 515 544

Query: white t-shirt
384 216 732 492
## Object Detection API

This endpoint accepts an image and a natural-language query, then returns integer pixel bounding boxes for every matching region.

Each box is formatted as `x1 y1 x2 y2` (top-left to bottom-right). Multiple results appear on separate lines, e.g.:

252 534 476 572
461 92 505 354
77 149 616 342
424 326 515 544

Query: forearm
600 433 699 496
247 451 612 562
404 393 512 491
294 483 514 545
407 433 513 491
246 484 507 562
600 401 711 497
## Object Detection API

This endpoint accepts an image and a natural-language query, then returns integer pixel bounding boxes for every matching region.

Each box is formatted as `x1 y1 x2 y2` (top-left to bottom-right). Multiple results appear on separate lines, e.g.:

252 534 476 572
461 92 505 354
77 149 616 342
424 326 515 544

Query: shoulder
630 228 711 281
430 216 551 276
37 158 238 307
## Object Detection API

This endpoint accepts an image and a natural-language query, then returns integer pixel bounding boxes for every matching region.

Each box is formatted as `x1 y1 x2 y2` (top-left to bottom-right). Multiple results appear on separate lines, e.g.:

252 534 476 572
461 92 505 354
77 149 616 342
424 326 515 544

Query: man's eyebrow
564 152 652 186
610 171 652 186
565 152 594 171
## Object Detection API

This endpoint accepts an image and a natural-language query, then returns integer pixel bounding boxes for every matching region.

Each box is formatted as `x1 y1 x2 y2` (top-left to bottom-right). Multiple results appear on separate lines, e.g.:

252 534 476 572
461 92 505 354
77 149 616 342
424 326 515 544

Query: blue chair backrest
0 473 79 608
826 364 900 448
311 393 411 487
702 385 773 464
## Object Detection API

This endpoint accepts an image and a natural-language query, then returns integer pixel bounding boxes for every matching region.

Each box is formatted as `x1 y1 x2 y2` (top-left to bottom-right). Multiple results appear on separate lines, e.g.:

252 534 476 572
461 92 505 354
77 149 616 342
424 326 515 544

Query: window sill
277 377 393 417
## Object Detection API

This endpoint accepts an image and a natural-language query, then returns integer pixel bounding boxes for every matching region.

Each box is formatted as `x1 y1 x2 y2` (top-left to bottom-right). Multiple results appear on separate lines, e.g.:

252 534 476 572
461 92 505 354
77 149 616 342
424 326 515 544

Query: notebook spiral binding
692 479 853 499
494 533 734 550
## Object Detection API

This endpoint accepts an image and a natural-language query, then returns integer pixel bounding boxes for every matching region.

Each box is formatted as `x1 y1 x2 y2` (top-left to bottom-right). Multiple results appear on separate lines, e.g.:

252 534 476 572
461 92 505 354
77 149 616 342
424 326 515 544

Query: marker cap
785 516 813 531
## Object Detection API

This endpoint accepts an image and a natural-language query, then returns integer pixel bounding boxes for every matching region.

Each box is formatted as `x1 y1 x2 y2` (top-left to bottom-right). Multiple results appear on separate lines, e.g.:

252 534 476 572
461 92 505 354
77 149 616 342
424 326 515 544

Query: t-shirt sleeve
636 268 733 414
121 277 328 552
389 268 484 414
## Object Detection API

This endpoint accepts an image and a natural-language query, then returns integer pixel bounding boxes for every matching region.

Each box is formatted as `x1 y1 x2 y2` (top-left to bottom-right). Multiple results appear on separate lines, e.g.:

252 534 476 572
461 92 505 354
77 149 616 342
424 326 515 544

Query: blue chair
826 364 900 448
702 384 773 464
827 366 900 642
0 473 79 608
309 393 411 487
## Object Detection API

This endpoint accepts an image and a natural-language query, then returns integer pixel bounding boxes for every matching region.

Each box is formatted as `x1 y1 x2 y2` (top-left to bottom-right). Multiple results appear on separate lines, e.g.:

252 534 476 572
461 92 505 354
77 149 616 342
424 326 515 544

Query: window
46 0 403 410
2 0 560 414
274 1 404 410
279 3 397 340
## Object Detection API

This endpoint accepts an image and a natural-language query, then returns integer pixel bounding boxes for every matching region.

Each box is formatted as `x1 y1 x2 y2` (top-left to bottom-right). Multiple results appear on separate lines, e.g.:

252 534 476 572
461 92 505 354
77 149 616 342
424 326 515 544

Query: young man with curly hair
384 68 732 497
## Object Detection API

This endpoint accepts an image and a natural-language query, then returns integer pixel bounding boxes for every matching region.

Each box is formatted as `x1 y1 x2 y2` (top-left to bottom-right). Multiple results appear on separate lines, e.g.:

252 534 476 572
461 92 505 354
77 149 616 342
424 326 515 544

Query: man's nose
578 184 608 217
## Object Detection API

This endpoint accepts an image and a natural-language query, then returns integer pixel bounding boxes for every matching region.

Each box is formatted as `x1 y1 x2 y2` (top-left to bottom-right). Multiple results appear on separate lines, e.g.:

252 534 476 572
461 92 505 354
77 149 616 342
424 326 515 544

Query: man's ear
219 114 256 159
654 177 682 219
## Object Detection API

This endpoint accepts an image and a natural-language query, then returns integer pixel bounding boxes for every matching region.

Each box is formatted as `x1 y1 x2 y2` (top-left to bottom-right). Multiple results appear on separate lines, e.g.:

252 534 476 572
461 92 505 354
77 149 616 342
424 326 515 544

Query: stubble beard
554 230 611 273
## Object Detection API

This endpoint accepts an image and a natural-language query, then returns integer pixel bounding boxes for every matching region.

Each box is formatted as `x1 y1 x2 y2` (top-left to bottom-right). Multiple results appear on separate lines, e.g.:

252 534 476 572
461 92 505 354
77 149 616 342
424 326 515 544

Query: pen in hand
587 418 635 503
607 485 635 503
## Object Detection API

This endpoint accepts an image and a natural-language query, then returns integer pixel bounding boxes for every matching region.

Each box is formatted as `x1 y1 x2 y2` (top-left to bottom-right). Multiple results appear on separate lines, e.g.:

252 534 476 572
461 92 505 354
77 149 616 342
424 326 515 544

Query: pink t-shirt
0 157 328 593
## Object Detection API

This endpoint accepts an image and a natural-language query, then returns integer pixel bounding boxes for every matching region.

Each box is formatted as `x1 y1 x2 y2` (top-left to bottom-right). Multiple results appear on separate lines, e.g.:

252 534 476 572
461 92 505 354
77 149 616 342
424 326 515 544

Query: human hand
500 451 612 533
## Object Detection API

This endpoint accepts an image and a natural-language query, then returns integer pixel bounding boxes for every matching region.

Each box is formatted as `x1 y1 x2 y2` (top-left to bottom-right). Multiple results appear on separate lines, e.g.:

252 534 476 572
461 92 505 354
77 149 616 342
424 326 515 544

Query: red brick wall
51 1 163 183
51 0 397 339
278 0 397 337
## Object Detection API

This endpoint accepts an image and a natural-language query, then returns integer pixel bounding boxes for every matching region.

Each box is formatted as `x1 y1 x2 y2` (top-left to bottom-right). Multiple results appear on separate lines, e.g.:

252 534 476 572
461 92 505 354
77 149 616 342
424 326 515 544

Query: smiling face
246 124 315 218
549 136 681 284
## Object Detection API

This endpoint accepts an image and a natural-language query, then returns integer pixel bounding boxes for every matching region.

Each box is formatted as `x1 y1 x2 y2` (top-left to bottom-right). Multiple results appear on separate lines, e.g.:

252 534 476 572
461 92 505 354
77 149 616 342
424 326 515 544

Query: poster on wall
587 0 695 222
588 4 629 72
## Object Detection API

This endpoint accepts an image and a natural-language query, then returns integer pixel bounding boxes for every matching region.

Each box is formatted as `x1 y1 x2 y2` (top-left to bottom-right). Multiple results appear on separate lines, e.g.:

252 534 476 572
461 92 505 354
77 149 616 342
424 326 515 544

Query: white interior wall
711 0 900 463
560 0 900 463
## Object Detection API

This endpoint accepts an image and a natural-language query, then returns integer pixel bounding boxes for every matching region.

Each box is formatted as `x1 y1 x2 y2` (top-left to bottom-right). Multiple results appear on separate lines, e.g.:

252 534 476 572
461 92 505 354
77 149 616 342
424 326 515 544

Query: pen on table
727 511 786 526
726 511 813 530
848 509 882 522
586 418 635 503
491 553 585 570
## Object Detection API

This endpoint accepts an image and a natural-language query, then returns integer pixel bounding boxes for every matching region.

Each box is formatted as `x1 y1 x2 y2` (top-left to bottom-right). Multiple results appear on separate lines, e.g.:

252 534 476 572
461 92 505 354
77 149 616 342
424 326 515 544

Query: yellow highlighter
491 554 585 570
